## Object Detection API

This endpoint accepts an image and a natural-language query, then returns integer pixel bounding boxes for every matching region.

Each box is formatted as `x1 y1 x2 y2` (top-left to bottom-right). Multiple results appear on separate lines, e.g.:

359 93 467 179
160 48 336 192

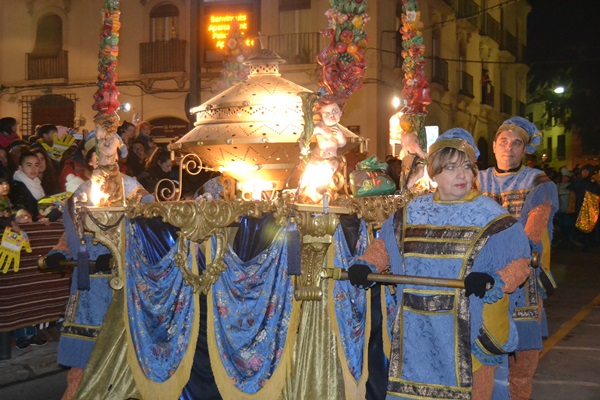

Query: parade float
54 0 433 399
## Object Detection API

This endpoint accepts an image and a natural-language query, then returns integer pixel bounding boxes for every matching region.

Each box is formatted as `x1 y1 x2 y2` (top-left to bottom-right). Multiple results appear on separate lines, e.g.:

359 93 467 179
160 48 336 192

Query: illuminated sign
207 13 254 50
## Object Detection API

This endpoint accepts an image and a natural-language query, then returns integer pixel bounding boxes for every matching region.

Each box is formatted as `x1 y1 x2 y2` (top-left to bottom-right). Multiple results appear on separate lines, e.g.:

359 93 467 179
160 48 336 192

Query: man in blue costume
478 116 559 400
349 128 531 399
45 174 153 400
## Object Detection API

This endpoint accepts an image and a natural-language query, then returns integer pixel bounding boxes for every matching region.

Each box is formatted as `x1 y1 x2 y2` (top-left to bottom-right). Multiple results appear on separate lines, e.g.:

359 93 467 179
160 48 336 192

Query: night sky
528 0 600 66
527 0 600 152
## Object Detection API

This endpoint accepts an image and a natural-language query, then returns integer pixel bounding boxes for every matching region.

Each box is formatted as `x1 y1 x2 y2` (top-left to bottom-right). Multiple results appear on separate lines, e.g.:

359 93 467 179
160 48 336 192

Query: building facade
0 0 530 167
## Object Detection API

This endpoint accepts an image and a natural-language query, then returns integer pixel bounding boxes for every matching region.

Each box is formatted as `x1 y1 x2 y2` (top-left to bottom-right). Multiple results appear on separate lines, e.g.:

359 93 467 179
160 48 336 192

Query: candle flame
90 175 109 206
298 161 336 203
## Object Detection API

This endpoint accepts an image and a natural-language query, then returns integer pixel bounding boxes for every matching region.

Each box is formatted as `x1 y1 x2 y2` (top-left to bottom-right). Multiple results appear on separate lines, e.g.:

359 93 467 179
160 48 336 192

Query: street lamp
553 86 565 94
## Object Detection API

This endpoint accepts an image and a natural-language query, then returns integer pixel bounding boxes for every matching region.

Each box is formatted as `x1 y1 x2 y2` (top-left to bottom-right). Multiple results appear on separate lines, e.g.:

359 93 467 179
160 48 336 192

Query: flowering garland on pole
92 0 121 139
217 18 251 91
399 0 431 152
89 0 124 206
317 0 370 100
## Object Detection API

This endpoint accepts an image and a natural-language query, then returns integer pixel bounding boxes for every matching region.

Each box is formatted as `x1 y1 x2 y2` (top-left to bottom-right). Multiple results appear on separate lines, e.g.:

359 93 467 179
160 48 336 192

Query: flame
239 180 275 201
90 174 109 206
298 161 336 203
218 161 259 182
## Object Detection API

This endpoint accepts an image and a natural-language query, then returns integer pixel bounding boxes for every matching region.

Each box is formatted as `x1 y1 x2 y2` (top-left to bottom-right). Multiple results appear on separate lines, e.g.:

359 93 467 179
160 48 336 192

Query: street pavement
532 239 600 399
0 241 598 399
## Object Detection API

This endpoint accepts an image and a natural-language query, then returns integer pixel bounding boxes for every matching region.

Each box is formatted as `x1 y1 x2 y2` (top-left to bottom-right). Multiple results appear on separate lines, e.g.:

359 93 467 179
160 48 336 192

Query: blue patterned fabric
380 193 529 399
211 225 295 394
332 219 368 381
479 166 559 350
126 219 197 382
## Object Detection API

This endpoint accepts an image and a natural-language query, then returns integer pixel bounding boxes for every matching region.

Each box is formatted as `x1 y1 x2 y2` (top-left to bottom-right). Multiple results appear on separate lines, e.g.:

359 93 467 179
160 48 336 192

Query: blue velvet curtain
180 214 278 399
126 217 198 382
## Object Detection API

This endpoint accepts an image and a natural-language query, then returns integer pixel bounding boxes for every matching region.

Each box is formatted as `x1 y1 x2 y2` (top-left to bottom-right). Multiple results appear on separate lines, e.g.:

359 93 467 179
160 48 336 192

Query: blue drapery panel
126 218 197 382
333 219 369 381
211 224 294 394
180 214 277 400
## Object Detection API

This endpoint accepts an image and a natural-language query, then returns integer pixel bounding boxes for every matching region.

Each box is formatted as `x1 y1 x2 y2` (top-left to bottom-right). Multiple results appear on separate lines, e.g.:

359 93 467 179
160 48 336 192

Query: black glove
45 253 67 272
464 272 495 298
94 254 113 273
46 207 63 222
348 263 373 289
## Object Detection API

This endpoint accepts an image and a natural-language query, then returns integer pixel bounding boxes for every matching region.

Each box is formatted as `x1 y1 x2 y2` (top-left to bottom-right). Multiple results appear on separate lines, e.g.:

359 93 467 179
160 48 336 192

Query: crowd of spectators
0 115 221 351
544 162 600 252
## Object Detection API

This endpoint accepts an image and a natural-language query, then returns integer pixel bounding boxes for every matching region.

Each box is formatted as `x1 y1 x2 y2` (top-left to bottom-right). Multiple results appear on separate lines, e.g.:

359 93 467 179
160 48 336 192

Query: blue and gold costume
479 166 558 350
378 190 530 399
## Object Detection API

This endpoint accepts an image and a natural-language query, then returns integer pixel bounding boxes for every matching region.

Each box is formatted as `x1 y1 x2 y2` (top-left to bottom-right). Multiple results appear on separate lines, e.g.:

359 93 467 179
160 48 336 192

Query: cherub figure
312 94 347 165
296 94 348 204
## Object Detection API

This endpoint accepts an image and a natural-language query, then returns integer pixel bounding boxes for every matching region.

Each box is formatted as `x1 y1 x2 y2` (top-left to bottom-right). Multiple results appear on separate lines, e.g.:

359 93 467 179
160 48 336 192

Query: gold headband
428 138 476 162
495 123 529 143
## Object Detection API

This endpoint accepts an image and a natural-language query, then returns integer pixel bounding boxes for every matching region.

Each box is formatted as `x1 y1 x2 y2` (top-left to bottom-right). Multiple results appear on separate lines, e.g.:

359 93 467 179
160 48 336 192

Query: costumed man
44 137 154 400
478 116 559 400
348 128 531 399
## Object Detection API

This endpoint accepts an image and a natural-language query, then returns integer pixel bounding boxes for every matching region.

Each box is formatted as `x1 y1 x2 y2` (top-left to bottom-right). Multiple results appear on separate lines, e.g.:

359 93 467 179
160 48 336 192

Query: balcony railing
501 31 518 58
431 57 448 88
140 39 186 74
457 0 479 28
267 32 327 65
482 84 495 107
26 50 68 80
459 71 474 97
501 93 513 114
479 14 501 44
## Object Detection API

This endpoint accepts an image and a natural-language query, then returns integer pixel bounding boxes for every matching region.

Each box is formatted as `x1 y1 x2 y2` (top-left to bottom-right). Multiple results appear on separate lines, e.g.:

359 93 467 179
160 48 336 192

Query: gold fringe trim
541 229 551 273
125 241 201 400
381 286 392 359
327 245 370 400
207 254 302 399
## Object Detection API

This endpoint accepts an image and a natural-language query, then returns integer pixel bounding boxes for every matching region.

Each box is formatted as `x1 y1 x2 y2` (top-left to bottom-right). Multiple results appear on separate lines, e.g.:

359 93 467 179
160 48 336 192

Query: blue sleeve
473 221 531 276
379 213 403 276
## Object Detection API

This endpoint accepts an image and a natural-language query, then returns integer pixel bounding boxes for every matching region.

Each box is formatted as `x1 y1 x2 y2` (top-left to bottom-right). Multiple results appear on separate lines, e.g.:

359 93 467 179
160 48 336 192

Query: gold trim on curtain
125 242 201 400
206 264 301 399
73 288 141 400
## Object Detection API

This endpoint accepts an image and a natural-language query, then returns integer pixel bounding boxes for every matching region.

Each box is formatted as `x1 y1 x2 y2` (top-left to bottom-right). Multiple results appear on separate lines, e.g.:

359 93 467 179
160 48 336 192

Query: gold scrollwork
154 153 209 202
335 195 409 229
124 199 287 293
80 207 126 290
294 211 340 301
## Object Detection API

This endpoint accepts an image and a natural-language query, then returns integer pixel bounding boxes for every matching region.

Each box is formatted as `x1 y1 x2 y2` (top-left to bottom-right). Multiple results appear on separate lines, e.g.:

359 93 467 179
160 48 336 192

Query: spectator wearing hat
568 163 600 252
479 116 559 400
348 128 530 399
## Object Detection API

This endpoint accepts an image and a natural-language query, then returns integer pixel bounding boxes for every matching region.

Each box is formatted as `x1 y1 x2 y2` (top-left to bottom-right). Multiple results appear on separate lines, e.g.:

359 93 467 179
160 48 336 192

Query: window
21 94 76 139
557 134 566 160
151 3 179 42
32 14 62 57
